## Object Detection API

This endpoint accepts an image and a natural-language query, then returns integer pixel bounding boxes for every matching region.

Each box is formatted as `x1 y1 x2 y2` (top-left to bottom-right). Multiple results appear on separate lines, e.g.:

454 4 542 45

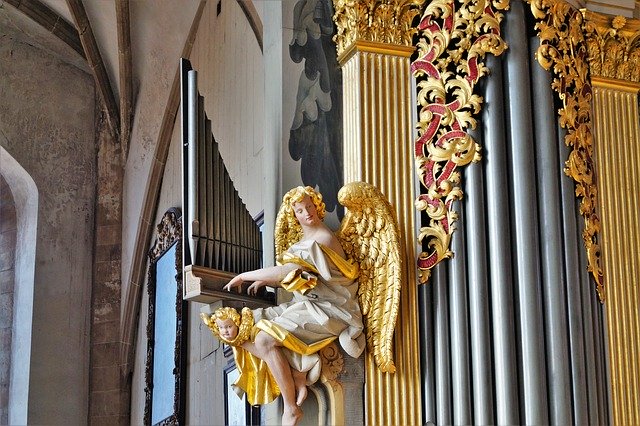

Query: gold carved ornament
584 13 640 83
148 208 182 260
410 0 509 283
276 182 403 373
332 0 426 57
527 0 604 301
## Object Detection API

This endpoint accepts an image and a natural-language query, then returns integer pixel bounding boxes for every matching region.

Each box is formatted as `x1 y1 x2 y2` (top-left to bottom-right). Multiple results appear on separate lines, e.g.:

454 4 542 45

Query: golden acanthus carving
584 12 640 83
527 0 604 301
410 0 509 283
332 0 426 58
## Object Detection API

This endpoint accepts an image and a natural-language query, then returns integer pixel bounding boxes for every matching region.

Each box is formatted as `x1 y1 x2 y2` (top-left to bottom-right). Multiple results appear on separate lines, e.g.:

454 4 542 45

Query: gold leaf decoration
337 181 403 373
332 0 426 57
527 0 604 301
410 0 509 283
584 11 640 83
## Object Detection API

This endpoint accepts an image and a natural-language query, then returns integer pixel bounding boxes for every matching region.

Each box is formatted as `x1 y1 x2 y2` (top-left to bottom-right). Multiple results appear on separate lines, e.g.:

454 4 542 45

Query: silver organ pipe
187 68 198 263
180 59 271 307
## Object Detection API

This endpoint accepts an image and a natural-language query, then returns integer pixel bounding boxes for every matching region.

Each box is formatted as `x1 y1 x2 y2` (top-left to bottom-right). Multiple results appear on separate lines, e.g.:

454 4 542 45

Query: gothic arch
0 143 38 426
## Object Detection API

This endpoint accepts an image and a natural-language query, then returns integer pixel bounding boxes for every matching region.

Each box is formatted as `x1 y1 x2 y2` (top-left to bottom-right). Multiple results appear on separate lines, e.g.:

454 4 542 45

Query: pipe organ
179 59 273 307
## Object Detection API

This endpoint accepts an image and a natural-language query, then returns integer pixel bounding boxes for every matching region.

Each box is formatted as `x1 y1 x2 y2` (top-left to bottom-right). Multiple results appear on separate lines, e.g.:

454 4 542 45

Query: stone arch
0 143 38 426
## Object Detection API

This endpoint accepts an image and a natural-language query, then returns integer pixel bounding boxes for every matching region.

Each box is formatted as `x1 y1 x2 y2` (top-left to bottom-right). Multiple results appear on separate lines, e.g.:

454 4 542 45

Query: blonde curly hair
274 186 326 258
200 306 254 346
213 306 241 325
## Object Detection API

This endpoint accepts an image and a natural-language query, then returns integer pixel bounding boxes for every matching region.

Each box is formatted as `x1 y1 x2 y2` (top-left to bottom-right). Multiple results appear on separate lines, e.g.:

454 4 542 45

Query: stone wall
0 20 96 424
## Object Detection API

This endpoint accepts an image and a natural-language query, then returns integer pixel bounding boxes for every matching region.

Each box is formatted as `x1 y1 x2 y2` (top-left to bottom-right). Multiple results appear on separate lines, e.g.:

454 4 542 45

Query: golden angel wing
337 182 403 373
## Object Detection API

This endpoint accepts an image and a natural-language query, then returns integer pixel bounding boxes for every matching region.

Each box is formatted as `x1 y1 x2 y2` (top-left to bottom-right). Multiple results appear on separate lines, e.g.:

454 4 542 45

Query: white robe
252 239 365 384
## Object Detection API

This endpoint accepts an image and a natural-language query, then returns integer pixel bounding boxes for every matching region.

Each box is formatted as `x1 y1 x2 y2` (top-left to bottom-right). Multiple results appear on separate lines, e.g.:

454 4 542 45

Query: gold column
585 11 640 426
333 1 424 424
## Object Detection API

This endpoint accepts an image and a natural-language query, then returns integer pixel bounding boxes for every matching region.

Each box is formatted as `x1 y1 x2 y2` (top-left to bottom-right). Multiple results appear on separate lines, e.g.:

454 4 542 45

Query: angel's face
293 195 320 227
216 318 239 340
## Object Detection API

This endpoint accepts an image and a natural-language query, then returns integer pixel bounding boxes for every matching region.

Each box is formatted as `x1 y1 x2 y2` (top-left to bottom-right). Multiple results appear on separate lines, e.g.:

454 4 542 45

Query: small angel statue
201 182 402 426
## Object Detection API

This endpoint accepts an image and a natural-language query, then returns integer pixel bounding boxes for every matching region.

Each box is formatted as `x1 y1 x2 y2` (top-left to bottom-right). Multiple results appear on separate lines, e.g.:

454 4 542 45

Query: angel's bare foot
292 369 308 406
282 405 303 426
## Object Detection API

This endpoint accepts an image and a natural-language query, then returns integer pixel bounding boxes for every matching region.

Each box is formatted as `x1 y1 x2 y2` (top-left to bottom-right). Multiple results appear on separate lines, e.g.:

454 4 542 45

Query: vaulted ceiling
1 0 199 160
2 0 638 161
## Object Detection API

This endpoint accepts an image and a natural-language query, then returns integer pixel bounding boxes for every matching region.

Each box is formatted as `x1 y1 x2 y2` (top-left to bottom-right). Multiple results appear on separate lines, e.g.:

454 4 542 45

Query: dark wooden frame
223 360 261 426
144 208 187 425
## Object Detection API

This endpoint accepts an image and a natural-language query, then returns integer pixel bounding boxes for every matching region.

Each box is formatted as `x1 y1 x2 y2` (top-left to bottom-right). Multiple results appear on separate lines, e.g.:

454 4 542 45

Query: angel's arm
223 263 299 294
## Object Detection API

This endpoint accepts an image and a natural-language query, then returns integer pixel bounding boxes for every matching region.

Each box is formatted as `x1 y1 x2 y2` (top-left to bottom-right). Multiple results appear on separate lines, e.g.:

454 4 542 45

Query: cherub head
275 186 326 256
214 307 240 340
200 306 253 346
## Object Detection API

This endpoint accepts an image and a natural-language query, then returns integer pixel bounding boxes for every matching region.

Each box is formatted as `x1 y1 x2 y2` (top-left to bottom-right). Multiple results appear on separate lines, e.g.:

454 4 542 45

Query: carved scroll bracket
528 0 604 301
410 0 509 283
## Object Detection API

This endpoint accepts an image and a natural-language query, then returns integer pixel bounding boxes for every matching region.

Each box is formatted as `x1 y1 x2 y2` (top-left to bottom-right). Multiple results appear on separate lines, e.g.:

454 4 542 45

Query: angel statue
200 182 402 426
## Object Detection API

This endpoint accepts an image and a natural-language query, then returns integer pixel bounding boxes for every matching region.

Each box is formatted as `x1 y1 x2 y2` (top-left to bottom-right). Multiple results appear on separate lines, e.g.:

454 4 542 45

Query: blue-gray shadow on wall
288 0 344 219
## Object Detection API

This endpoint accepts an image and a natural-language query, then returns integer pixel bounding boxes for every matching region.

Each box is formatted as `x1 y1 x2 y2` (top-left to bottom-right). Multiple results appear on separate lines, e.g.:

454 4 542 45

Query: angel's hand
247 280 267 296
223 275 244 293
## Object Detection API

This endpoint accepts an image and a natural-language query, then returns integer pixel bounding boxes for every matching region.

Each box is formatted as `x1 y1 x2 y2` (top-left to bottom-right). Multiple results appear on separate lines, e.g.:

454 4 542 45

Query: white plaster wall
121 0 201 315
0 19 96 424
188 0 265 217
281 0 306 195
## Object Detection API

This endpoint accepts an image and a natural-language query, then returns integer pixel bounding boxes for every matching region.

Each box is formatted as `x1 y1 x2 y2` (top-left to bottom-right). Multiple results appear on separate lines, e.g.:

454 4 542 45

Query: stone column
333 2 424 425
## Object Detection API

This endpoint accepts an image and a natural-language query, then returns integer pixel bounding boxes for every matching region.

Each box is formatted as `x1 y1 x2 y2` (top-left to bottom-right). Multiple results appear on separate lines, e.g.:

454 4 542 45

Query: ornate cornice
528 0 604 301
332 0 426 60
583 11 640 83
149 208 182 260
410 0 509 283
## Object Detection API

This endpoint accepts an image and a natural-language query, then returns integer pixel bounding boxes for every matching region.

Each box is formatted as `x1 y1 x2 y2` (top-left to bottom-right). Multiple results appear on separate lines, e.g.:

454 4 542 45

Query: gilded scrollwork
332 0 426 57
149 208 182 260
410 0 509 283
527 0 604 301
584 12 640 83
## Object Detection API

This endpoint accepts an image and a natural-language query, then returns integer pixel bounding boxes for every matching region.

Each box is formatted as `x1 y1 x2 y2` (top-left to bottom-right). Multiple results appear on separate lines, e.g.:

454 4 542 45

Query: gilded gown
231 239 365 405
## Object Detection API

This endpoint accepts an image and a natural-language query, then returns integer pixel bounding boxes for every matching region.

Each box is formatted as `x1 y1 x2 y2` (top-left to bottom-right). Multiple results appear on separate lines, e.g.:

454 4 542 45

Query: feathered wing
337 182 403 373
